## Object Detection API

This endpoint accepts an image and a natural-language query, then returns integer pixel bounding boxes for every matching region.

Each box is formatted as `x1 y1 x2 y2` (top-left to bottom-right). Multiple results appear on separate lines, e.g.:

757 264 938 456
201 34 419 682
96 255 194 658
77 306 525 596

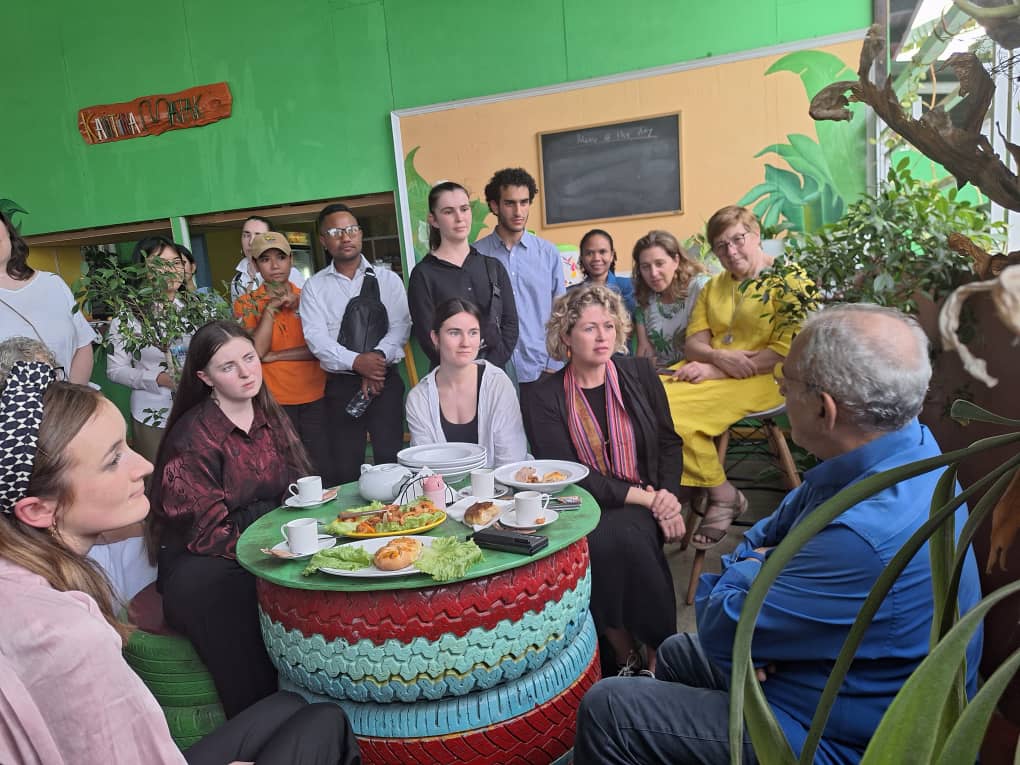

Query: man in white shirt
230 215 305 301
301 204 411 486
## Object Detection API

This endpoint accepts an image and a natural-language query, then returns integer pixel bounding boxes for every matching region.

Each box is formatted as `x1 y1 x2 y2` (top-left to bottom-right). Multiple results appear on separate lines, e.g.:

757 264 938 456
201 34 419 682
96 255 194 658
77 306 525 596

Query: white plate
285 488 339 509
269 535 336 560
445 497 514 530
398 443 487 467
455 483 510 500
499 508 560 530
317 535 434 578
493 460 590 493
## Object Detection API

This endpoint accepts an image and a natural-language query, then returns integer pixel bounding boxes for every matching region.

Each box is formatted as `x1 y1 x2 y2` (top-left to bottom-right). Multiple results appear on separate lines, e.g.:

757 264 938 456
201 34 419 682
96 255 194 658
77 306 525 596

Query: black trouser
323 368 405 487
184 690 362 765
158 550 278 718
283 398 330 479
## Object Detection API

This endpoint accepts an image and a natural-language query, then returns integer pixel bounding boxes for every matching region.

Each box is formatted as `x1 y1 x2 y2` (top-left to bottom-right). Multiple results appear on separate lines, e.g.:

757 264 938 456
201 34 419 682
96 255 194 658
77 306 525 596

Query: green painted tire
162 703 226 741
124 627 201 662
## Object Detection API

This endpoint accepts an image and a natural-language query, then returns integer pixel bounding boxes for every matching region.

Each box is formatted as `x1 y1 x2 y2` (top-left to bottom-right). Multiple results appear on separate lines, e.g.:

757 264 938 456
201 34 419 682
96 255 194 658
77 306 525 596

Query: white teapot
358 463 412 502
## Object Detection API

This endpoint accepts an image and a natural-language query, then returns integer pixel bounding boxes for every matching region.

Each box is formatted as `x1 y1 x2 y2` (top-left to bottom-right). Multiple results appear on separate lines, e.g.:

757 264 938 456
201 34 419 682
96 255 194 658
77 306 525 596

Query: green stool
123 583 226 749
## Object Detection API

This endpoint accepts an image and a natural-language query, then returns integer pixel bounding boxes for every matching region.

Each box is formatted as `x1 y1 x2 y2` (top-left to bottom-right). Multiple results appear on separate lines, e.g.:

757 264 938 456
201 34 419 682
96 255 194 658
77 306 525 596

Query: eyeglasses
712 232 749 255
325 225 361 239
773 361 815 392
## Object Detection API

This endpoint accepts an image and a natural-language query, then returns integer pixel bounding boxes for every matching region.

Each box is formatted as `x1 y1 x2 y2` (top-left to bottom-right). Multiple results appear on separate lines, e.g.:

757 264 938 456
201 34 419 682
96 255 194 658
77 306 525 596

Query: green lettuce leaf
414 537 483 582
374 510 445 534
302 544 372 576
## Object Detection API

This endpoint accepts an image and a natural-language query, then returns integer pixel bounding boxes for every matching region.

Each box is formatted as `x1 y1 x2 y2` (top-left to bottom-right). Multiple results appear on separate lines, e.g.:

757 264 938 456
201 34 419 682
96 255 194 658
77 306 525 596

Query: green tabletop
236 483 600 592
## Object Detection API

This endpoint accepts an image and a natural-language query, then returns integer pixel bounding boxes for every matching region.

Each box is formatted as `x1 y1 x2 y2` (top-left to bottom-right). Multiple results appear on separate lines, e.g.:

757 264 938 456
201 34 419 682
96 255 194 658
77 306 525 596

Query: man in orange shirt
233 232 328 475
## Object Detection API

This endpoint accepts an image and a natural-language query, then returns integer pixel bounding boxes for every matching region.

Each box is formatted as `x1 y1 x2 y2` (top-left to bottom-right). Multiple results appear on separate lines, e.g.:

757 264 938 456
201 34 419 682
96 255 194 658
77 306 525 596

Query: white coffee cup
514 490 550 526
280 517 319 555
470 469 496 499
288 475 323 505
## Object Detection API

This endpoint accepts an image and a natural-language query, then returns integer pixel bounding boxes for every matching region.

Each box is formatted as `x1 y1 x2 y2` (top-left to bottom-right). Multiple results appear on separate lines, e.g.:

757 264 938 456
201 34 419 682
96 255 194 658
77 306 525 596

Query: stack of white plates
397 443 487 483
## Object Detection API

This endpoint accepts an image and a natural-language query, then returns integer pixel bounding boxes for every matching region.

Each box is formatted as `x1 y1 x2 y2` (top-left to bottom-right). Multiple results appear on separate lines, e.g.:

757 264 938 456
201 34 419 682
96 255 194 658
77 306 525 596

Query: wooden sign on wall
77 82 232 145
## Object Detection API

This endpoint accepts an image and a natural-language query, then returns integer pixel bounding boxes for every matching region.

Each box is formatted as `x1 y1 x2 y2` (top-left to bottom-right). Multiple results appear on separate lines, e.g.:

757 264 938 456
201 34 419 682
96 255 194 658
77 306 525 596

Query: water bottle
345 388 374 418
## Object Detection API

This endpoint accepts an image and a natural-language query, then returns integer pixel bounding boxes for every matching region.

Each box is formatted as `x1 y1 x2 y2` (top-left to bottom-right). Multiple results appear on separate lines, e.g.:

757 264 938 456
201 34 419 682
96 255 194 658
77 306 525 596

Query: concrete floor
666 453 791 633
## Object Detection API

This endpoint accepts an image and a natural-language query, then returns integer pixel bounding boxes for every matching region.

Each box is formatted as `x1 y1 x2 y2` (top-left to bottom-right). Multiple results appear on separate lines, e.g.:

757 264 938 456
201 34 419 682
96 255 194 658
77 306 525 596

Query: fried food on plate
373 537 424 571
542 471 567 482
464 501 499 525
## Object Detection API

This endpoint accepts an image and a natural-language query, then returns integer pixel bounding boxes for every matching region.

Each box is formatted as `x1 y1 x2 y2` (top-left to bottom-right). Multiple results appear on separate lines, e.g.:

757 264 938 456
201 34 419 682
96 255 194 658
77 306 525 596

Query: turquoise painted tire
281 612 597 738
264 570 590 703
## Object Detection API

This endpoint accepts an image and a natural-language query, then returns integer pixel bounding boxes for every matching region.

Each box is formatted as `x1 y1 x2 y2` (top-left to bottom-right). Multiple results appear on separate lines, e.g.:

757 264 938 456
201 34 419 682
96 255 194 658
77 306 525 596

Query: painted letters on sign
77 82 232 145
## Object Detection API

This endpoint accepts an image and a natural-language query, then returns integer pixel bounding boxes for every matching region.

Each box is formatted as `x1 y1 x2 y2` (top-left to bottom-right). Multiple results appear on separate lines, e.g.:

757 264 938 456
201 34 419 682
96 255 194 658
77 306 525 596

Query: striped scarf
564 361 641 485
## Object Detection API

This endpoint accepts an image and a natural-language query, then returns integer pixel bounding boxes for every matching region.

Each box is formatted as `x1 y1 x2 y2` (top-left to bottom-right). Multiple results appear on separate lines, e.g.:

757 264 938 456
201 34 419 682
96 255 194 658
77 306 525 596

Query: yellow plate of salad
323 497 447 538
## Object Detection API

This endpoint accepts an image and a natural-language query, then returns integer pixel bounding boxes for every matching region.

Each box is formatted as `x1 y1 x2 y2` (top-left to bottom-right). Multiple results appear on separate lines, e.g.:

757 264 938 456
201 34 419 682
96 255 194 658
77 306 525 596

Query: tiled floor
667 459 791 633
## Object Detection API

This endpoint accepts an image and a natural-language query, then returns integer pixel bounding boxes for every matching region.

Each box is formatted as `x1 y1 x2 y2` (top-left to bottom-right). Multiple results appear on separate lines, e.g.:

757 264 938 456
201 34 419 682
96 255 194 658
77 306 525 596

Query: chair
680 404 801 605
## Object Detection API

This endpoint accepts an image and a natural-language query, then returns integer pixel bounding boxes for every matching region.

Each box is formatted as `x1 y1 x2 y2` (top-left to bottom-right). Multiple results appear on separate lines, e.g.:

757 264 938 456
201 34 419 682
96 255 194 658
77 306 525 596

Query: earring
47 519 59 538
566 347 572 361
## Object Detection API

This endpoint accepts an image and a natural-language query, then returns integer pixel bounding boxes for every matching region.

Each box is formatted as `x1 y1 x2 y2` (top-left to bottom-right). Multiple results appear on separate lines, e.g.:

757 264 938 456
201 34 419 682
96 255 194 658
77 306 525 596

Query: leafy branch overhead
810 24 1020 212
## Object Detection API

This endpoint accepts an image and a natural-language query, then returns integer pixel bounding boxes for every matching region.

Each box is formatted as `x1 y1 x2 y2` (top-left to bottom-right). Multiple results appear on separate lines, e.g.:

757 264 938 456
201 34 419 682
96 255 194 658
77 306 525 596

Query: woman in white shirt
406 298 527 467
106 237 190 463
0 211 96 383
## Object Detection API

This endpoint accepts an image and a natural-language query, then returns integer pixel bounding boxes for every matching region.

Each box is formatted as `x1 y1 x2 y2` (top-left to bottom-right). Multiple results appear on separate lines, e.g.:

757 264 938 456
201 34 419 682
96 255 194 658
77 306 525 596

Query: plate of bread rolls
318 535 432 578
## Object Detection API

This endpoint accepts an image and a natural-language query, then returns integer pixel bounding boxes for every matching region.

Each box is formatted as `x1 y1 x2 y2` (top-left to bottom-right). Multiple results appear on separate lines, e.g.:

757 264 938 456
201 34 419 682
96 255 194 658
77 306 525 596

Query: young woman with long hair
0 362 360 764
149 319 312 718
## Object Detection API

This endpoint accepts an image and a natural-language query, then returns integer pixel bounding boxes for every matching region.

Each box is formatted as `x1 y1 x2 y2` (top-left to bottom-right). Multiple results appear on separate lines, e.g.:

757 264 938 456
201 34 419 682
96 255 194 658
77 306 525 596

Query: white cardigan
406 360 528 468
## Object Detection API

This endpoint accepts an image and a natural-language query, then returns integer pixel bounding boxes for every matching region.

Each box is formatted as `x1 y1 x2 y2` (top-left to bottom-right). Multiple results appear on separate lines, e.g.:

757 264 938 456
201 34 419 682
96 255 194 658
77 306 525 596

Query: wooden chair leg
687 549 706 605
764 419 801 489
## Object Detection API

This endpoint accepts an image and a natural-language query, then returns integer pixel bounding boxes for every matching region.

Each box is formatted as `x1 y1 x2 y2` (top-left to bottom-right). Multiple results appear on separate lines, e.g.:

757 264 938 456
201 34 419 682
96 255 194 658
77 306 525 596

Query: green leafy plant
0 198 28 226
774 159 1006 316
729 400 1020 764
74 252 229 417
738 50 868 233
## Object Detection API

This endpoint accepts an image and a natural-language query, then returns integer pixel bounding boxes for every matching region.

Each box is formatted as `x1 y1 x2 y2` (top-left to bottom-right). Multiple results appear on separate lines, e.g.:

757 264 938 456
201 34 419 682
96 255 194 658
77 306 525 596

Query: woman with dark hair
149 319 313 718
407 181 518 369
107 236 190 462
523 285 686 676
569 229 636 316
0 210 97 383
632 230 709 367
405 298 526 467
0 363 360 764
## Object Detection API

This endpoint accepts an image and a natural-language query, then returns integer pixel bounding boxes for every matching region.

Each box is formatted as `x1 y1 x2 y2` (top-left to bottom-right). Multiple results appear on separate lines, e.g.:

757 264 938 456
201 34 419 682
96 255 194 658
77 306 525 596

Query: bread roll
464 501 499 526
542 471 567 482
373 538 424 571
514 466 537 483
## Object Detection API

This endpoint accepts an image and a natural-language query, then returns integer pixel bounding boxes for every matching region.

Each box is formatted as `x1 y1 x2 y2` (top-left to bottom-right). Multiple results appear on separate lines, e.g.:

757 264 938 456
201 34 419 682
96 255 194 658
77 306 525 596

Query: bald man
574 304 982 765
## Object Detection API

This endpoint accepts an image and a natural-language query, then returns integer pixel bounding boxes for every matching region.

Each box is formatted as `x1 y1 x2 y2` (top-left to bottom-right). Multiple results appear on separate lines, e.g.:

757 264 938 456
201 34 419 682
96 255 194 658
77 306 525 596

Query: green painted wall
2 0 869 236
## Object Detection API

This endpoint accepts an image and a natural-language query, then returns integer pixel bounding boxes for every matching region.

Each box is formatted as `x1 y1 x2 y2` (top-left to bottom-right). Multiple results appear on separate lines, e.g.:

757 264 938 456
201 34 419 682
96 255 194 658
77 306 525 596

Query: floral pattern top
634 274 709 367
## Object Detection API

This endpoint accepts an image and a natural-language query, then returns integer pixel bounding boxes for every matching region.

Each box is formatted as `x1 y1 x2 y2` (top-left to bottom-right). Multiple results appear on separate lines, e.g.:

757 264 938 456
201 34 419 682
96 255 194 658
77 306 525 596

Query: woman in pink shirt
0 361 360 764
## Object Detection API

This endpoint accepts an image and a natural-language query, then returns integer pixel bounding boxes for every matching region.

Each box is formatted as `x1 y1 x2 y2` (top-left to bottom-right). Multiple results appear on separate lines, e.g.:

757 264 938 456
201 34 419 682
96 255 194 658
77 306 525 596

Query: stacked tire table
237 485 601 765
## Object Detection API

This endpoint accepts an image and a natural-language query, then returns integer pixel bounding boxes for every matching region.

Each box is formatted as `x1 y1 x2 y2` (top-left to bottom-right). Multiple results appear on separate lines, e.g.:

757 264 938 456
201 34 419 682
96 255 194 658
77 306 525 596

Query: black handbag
338 267 389 352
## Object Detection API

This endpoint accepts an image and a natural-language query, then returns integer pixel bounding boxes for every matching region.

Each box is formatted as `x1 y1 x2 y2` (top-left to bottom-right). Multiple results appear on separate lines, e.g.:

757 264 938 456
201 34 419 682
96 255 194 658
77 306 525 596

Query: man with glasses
574 304 982 765
230 215 305 302
300 204 410 486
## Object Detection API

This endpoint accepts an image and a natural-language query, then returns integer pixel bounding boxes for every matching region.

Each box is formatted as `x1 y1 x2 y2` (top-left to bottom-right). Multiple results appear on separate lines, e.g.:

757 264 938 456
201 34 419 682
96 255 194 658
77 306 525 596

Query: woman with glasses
407 181 519 370
631 230 709 367
405 298 527 467
663 206 813 550
0 211 97 384
106 237 191 464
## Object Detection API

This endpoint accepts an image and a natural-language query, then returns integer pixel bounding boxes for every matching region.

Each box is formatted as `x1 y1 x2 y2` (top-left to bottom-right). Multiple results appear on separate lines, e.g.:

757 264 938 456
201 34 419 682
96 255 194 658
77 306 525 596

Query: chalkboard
538 113 682 226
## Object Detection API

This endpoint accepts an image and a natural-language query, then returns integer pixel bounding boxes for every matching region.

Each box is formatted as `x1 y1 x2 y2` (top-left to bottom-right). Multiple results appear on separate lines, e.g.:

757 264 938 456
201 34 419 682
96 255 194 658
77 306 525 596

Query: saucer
499 508 559 530
285 487 338 509
455 483 510 501
267 535 336 560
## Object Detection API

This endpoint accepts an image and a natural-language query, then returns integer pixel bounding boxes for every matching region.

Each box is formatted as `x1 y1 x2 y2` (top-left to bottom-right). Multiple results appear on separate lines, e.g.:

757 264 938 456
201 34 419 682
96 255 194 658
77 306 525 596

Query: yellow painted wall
27 246 85 289
204 228 243 296
398 39 862 272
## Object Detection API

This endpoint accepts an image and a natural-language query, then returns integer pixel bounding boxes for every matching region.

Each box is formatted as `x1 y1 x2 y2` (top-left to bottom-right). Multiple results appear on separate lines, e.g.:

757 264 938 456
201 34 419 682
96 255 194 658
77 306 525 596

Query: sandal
691 490 748 550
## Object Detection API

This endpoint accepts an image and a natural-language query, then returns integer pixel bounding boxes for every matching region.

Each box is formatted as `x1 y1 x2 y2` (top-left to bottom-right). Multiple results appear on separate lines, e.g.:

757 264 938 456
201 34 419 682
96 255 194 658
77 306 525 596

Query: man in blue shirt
473 168 565 407
573 303 982 764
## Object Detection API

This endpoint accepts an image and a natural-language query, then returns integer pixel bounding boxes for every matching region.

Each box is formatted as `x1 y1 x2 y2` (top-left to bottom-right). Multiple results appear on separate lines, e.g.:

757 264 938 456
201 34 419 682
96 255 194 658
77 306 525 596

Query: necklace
722 279 742 345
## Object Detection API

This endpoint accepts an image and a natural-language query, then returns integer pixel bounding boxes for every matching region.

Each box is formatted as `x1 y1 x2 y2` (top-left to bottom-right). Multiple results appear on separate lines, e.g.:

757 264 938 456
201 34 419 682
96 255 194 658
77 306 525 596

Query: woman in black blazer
523 285 687 676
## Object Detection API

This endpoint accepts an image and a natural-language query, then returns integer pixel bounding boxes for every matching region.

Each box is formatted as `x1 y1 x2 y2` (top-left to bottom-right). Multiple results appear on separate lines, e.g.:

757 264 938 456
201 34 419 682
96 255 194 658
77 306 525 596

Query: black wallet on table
472 527 550 555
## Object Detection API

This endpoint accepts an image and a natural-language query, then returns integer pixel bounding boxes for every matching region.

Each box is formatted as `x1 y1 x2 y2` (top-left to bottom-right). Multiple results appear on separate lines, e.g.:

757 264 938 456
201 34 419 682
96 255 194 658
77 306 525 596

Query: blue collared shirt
696 419 982 763
473 230 565 383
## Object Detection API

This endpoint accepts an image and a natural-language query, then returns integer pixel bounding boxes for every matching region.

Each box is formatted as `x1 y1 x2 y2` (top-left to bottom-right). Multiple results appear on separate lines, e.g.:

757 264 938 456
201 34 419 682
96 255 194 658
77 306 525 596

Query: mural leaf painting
738 50 867 232
0 199 28 225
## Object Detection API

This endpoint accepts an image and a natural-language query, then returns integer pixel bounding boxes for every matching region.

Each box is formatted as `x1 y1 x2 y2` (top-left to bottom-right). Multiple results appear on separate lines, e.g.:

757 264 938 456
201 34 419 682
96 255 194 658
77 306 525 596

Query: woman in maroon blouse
149 320 312 718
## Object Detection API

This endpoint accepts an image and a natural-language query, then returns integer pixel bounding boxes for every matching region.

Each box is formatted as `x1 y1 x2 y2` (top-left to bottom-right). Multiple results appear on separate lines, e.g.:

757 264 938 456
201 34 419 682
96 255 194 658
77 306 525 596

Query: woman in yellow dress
665 205 811 548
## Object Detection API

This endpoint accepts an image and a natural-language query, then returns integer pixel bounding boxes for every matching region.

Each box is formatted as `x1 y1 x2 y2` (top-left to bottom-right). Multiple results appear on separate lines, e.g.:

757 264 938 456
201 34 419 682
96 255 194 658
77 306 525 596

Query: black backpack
338 267 389 352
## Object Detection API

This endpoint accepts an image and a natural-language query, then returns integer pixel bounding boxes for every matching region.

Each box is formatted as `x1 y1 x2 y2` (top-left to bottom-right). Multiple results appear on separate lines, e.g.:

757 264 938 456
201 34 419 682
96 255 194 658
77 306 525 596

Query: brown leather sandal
691 490 748 550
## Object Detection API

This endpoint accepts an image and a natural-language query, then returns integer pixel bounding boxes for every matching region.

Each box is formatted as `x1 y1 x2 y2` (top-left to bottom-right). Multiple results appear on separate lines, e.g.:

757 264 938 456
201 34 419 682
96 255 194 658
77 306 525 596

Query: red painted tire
258 540 589 644
355 644 600 765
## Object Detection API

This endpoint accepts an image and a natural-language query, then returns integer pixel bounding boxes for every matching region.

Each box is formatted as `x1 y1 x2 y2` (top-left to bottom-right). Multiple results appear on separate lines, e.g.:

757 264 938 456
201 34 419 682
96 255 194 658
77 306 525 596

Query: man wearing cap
231 216 305 302
233 232 328 476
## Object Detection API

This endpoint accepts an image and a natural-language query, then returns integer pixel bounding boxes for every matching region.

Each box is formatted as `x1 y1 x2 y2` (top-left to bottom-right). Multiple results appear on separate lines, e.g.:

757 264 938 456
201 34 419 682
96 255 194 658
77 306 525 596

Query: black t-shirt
440 365 485 443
